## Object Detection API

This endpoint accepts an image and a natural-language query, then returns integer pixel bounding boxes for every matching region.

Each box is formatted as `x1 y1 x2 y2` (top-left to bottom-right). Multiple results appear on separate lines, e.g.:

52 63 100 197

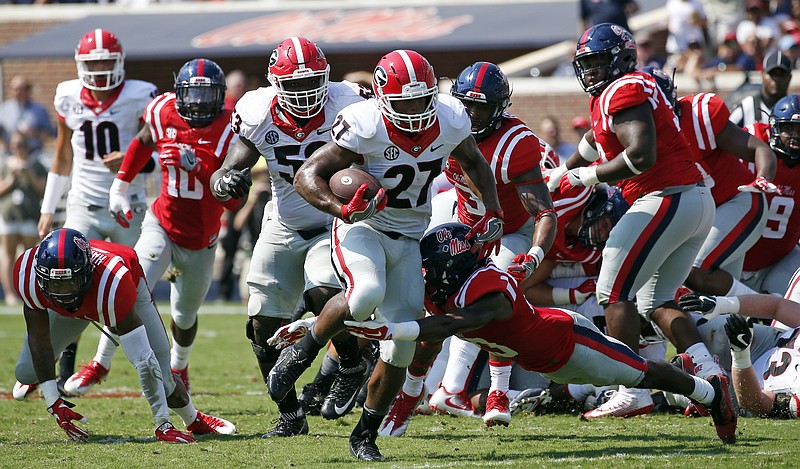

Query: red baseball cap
571 116 590 129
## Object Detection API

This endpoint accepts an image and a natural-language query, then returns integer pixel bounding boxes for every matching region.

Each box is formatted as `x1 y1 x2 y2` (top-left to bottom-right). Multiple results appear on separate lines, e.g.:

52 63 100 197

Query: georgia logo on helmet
75 29 125 91
34 228 94 310
267 37 330 119
372 50 439 133
174 58 227 128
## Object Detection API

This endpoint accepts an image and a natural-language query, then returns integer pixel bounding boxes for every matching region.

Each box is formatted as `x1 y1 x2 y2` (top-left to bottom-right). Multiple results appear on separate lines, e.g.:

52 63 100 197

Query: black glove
214 167 252 199
724 314 754 352
679 293 719 317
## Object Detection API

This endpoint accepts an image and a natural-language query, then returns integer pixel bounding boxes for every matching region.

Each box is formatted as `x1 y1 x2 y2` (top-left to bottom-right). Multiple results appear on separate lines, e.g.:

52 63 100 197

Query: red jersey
591 72 701 204
545 186 602 265
445 116 553 233
13 240 143 328
425 262 575 373
743 123 800 271
144 93 238 250
677 93 755 206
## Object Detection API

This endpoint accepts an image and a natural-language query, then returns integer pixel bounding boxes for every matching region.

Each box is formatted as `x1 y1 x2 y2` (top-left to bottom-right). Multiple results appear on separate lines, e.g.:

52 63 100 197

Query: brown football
330 168 382 203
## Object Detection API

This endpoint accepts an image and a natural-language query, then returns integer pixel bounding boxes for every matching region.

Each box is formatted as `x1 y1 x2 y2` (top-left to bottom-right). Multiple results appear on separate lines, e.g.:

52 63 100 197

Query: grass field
0 306 796 468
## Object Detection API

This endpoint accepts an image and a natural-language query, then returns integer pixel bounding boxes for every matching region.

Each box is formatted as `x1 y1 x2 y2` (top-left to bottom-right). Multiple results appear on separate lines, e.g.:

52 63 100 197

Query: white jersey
333 94 471 239
54 79 156 206
754 328 800 395
234 81 366 231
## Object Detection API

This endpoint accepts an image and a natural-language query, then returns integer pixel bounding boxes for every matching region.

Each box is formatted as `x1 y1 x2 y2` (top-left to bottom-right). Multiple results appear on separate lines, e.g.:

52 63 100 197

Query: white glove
546 165 568 192
266 317 317 349
344 318 420 341
109 178 132 229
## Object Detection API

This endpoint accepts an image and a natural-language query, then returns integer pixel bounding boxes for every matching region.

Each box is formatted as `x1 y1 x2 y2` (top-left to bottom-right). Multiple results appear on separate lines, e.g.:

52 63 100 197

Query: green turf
0 307 797 468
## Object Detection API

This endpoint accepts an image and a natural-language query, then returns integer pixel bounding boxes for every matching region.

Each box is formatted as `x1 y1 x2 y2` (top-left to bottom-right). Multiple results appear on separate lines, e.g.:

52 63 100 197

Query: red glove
569 279 597 305
507 252 540 282
341 184 388 223
162 147 202 175
48 398 89 442
155 422 196 443
466 209 505 258
737 176 781 194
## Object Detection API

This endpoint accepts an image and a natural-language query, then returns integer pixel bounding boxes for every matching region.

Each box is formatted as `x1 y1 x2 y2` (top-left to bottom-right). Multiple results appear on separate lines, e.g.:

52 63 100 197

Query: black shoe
299 374 335 416
349 429 385 461
321 358 369 420
268 344 314 402
261 414 309 438
56 377 74 398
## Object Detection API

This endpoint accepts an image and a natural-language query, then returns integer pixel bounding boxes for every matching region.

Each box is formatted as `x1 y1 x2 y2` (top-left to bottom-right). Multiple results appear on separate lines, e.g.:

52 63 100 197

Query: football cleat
483 390 511 427
64 360 109 396
379 384 427 437
12 381 38 401
707 374 738 444
261 414 309 438
171 366 190 394
670 353 709 417
429 386 480 418
321 358 370 420
582 386 654 419
155 422 196 443
298 374 335 416
350 429 386 461
509 387 552 415
186 411 236 435
268 343 315 402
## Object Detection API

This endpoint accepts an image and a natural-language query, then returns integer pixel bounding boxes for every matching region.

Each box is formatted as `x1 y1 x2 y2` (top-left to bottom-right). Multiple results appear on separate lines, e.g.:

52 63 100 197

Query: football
330 168 382 203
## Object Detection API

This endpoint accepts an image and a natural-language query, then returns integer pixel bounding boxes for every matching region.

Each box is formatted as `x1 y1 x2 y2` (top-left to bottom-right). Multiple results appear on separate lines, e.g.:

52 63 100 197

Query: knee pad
348 285 384 322
379 339 416 368
171 309 197 330
246 318 281 365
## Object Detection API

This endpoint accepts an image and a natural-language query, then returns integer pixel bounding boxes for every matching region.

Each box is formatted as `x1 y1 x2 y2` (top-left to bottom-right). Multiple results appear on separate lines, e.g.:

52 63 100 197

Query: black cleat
261 414 309 438
268 344 315 402
349 429 386 461
321 358 370 420
299 374 335 416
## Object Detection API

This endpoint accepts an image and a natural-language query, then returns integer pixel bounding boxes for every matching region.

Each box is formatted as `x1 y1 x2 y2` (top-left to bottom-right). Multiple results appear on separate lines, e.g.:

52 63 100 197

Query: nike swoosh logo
317 127 332 135
198 139 212 144
333 391 359 415
736 333 748 344
444 396 471 410
431 144 444 151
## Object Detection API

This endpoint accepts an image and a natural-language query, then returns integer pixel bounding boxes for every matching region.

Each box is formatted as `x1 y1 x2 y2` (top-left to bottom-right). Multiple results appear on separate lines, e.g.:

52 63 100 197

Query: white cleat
379 384 427 437
583 386 654 419
64 360 109 396
429 386 480 418
186 411 237 435
12 381 38 401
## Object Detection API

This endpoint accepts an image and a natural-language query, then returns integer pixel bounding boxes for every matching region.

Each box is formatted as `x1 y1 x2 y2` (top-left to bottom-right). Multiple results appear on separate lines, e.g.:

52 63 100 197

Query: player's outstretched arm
294 141 362 217
39 119 74 238
513 165 557 275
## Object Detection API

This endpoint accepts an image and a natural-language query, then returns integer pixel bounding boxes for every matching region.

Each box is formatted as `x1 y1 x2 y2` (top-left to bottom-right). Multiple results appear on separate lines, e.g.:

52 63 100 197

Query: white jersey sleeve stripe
215 124 235 158
149 94 171 142
18 249 45 310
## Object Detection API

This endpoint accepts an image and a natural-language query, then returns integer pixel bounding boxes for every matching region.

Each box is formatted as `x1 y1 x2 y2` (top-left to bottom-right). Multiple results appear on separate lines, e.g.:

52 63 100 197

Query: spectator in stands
693 32 757 86
0 76 54 159
737 0 781 52
729 50 792 127
702 0 745 47
571 116 591 141
224 70 248 111
778 33 800 67
636 31 667 69
666 0 709 66
540 116 576 163
579 0 639 33
0 131 46 305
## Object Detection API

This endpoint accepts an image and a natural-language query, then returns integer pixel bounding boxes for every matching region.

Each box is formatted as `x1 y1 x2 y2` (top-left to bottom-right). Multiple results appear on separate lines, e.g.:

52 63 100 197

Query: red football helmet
75 29 125 91
372 50 438 132
267 37 330 118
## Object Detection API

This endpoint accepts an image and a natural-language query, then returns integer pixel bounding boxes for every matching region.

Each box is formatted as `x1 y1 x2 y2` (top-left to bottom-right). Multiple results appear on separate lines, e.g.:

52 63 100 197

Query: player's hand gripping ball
330 168 382 203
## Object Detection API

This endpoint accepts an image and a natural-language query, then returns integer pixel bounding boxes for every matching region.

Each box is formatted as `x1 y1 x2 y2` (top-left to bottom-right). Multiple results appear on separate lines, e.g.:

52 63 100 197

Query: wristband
551 287 572 305
578 135 600 162
581 166 601 186
41 172 70 214
392 321 421 341
731 347 752 369
716 296 741 315
527 246 545 265
41 379 60 407
620 150 643 175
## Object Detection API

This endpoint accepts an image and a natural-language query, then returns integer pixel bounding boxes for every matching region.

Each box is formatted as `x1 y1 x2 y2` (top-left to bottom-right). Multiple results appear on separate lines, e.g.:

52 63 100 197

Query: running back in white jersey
233 81 367 231
755 328 800 395
332 94 471 239
54 79 157 206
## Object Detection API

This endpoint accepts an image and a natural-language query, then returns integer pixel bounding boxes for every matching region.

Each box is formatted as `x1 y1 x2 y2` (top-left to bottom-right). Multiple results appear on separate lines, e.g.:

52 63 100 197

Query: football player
268 49 502 461
342 223 738 445
12 228 235 442
549 22 725 417
642 66 777 297
209 37 370 437
65 58 239 396
36 28 157 394
380 62 558 433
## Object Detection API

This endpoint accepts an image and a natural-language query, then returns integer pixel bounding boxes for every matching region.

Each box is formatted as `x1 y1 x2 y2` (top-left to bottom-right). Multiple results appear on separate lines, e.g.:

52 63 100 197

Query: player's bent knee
246 317 281 365
171 310 197 330
348 286 384 322
380 339 416 368
14 363 37 386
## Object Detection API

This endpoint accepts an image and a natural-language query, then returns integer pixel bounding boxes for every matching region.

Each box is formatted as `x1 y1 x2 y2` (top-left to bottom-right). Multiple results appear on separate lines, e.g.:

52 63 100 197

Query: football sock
59 342 78 380
174 403 199 427
298 325 326 356
352 405 386 437
567 383 594 402
171 343 193 371
331 334 361 369
277 388 304 418
317 352 339 379
686 342 724 378
488 360 512 393
440 338 480 394
94 331 119 369
402 364 428 397
687 376 715 406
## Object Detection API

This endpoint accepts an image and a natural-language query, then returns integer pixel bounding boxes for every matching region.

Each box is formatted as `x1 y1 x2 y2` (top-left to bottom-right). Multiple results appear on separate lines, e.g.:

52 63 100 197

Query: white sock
687 376 715 406
170 343 193 371
567 383 594 402
402 369 427 397
726 278 757 296
686 342 723 378
173 402 198 427
93 329 119 369
488 360 512 393
440 338 480 394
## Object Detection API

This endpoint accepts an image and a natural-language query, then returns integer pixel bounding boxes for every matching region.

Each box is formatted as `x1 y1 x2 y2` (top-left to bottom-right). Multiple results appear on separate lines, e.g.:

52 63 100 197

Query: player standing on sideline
548 23 724 417
380 61 558 434
267 50 502 461
209 37 369 437
65 59 238 396
36 29 157 393
342 223 738 445
13 228 235 442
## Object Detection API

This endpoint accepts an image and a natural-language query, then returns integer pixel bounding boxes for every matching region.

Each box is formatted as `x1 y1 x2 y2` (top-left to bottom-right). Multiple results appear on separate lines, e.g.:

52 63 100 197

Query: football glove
570 278 597 305
507 248 544 281
679 293 719 318
466 209 505 258
724 314 754 352
546 165 568 192
341 184 388 223
266 317 317 350
344 318 420 341
560 166 599 192
214 167 252 199
163 147 201 174
108 178 132 228
737 177 781 194
47 398 89 442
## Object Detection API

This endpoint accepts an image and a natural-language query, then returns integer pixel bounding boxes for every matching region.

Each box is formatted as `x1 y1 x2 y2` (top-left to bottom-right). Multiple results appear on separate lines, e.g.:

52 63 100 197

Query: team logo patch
72 103 84 115
384 145 399 161
73 235 90 252
411 145 422 154
166 127 177 139
340 176 354 185
269 49 278 67
265 130 279 145
295 131 306 139
374 66 388 88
